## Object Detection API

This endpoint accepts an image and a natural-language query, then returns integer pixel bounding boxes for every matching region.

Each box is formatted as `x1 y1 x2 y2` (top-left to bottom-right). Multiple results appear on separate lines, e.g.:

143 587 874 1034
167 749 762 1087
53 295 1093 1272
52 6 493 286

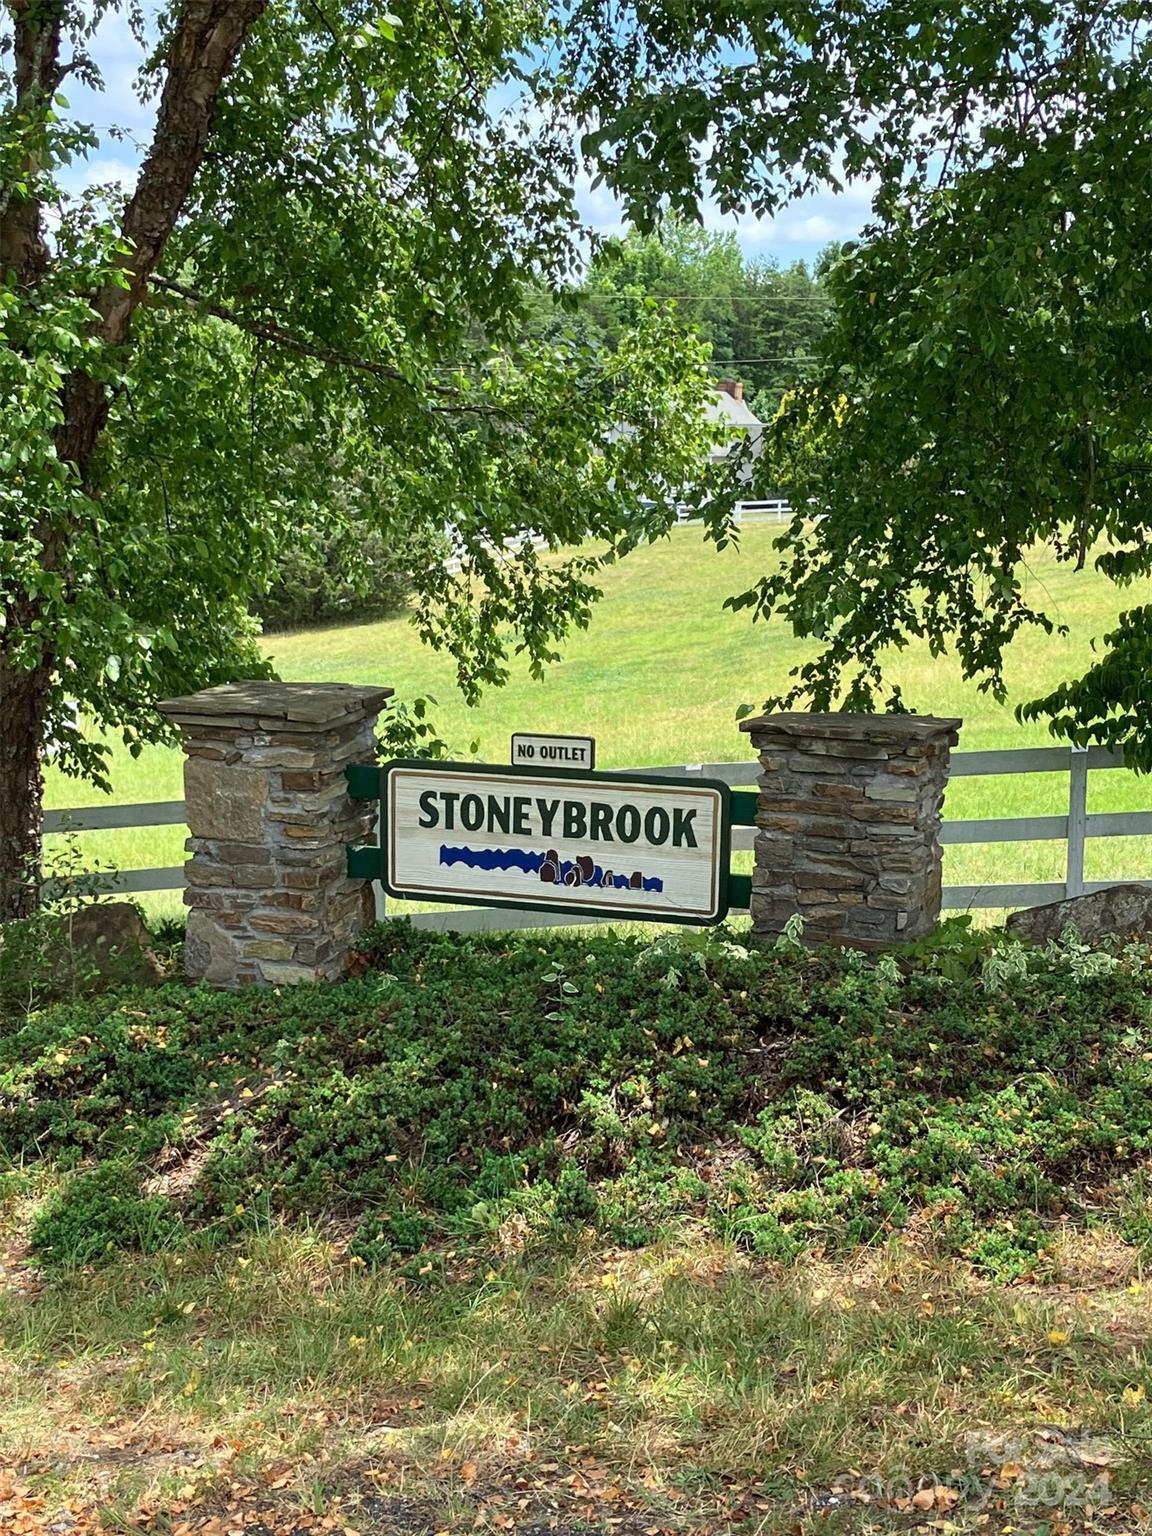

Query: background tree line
526 222 830 424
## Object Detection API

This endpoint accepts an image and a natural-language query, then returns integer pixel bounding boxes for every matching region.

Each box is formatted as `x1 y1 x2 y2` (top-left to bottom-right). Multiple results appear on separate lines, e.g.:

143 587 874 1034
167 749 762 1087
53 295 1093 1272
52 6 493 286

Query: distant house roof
706 380 762 478
707 378 761 431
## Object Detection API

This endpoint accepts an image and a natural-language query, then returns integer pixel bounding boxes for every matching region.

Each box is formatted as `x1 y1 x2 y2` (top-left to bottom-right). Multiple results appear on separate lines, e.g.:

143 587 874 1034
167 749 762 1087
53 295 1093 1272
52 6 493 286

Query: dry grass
1 1216 1150 1534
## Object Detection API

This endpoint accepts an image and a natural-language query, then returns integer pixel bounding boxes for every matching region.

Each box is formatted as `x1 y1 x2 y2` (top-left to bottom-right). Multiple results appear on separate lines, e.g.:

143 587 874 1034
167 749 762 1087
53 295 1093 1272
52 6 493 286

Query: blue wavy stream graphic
439 844 663 893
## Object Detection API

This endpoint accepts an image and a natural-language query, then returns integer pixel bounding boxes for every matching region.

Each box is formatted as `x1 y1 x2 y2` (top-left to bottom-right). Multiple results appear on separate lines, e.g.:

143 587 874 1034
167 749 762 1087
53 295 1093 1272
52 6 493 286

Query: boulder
1006 883 1152 946
60 901 165 987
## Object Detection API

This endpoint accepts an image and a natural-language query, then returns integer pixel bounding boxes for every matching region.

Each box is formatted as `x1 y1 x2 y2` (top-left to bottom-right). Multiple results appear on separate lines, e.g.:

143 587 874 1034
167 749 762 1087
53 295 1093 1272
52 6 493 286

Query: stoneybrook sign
155 684 959 987
375 760 732 923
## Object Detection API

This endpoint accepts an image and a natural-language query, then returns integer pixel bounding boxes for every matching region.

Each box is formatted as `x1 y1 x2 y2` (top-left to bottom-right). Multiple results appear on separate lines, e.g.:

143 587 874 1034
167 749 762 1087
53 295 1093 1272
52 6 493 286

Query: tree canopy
572 2 1152 764
559 221 829 420
0 0 717 917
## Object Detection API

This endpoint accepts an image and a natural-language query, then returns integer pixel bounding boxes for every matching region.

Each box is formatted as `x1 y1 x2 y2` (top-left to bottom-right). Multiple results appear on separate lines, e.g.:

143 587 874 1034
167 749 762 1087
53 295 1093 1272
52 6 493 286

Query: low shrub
254 520 446 632
3 921 1151 1278
30 1160 184 1268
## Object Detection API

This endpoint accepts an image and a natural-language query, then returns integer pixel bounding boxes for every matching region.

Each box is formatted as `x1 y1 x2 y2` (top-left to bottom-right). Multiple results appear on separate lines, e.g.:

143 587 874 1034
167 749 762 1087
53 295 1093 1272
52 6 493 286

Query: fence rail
44 744 1150 926
675 499 792 527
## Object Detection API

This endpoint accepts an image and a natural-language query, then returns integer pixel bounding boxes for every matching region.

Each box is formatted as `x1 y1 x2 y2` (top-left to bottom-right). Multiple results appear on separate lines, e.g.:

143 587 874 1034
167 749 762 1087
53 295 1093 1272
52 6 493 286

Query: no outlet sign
511 732 596 770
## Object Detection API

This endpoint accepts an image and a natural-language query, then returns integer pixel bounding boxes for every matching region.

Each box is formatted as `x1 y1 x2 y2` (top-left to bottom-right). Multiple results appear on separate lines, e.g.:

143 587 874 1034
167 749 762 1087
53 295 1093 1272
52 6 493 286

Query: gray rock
61 901 165 986
1 903 156 1003
184 756 267 842
1006 883 1152 945
158 679 394 728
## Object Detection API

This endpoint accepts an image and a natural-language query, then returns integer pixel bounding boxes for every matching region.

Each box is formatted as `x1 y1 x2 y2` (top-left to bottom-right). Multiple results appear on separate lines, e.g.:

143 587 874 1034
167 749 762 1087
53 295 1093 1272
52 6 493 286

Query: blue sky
57 6 869 270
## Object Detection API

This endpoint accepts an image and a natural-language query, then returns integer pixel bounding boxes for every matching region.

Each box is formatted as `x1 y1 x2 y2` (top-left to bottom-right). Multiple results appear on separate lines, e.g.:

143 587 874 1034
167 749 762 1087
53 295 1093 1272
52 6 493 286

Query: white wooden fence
675 499 792 527
443 503 794 574
43 744 1151 927
443 533 550 577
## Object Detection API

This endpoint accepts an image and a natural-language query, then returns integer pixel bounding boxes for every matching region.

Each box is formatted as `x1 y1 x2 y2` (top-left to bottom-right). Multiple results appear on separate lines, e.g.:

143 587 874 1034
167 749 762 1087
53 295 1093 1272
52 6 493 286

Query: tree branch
95 0 271 348
149 276 513 417
53 0 271 481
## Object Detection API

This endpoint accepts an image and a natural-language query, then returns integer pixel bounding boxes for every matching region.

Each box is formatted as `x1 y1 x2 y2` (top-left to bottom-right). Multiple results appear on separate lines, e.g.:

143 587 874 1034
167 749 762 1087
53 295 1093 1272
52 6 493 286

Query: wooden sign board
511 732 596 771
381 759 731 924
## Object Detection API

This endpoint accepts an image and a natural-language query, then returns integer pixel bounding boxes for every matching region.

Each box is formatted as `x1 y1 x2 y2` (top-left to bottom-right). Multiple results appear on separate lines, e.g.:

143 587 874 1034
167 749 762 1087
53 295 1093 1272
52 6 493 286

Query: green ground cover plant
4 919 1151 1285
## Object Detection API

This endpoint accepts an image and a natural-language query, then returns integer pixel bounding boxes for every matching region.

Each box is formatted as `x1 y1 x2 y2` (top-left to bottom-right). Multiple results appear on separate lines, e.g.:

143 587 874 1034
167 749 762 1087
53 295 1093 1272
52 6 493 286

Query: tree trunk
0 657 51 921
0 0 270 924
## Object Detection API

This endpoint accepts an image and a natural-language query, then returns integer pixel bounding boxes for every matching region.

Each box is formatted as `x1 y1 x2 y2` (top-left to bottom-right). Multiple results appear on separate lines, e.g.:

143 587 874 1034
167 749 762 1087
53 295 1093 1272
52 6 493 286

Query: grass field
43 526 1152 919
1 1229 1148 1535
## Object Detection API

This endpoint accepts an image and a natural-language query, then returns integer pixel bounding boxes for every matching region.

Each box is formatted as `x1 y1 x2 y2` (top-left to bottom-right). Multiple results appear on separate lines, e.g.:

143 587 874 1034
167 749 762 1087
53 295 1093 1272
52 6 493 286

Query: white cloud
729 187 873 254
790 213 843 243
79 157 139 192
53 7 155 199
572 171 875 265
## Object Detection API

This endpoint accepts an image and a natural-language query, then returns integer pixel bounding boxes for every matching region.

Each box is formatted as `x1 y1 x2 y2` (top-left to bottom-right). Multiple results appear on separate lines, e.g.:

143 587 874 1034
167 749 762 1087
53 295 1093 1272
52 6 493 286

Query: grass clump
3 919 1152 1279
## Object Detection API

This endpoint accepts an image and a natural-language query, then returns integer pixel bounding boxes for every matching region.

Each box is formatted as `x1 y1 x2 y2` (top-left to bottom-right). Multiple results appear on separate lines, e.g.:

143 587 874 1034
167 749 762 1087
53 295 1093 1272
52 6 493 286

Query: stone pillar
158 681 393 987
739 711 961 949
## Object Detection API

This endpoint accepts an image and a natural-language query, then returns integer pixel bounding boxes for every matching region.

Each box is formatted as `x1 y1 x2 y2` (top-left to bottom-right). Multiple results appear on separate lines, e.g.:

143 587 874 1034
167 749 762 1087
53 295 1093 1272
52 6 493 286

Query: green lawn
44 526 1152 917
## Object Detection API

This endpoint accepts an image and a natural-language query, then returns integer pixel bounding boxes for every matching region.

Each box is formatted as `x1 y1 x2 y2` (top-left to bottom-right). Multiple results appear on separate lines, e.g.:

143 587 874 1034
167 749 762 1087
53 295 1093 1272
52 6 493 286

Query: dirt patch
148 1470 678 1536
0 1234 41 1298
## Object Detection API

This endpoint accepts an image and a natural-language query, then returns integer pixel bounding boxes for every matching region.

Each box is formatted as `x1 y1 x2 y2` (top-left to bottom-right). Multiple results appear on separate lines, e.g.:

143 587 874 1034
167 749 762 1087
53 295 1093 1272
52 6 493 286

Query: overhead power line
540 293 832 305
707 356 821 365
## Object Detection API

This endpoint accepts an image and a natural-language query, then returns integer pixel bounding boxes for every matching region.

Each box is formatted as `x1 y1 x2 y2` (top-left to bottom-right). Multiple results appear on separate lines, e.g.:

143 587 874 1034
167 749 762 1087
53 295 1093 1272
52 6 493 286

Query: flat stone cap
158 680 394 727
740 710 961 744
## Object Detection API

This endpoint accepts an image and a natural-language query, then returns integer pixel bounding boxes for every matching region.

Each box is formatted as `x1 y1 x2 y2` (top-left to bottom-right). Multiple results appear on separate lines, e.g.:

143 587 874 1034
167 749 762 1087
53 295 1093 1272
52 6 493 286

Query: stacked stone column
158 681 392 986
739 712 961 949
